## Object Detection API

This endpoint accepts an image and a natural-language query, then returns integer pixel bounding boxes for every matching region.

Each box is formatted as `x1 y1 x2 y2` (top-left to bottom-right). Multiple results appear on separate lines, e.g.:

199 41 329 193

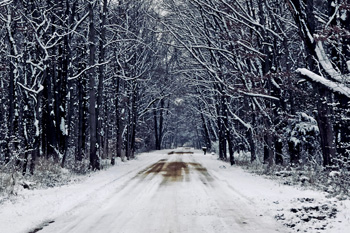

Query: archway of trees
0 0 349 174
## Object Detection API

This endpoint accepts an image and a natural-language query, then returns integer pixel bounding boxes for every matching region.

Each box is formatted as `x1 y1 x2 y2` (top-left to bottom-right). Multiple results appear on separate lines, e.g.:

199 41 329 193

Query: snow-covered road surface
37 152 285 233
1 150 349 233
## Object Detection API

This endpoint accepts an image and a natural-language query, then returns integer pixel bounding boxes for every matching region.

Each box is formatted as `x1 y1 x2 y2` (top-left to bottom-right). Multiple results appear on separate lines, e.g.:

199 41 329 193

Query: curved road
38 153 286 233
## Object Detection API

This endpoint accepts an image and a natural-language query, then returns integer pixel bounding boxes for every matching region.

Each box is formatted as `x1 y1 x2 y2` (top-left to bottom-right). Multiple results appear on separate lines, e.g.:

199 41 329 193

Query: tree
288 0 350 166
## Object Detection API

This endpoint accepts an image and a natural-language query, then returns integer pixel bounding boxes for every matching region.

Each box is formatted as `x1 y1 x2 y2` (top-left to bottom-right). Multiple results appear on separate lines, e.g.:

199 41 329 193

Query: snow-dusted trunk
316 87 336 166
200 111 211 151
115 72 122 159
258 0 275 167
154 98 164 150
42 58 58 161
88 1 99 170
22 1 42 175
61 0 76 168
216 89 227 161
158 99 164 150
153 108 159 150
222 94 235 165
22 97 31 175
30 92 41 175
51 0 68 163
97 0 108 159
5 8 19 164
126 103 131 160
263 118 274 167
77 70 87 162
56 42 68 158
129 83 138 159
4 2 26 166
103 96 109 159
247 127 256 163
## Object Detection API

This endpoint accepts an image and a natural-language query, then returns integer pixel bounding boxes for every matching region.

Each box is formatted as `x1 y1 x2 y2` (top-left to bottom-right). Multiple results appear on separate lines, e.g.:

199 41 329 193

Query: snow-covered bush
0 155 85 197
26 158 72 188
211 141 219 155
0 151 23 196
249 162 350 199
0 171 17 195
285 112 321 166
324 159 350 200
234 151 253 166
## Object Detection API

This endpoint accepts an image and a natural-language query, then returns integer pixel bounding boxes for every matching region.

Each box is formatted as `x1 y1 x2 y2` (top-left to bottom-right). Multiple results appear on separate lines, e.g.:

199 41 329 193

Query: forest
0 0 349 189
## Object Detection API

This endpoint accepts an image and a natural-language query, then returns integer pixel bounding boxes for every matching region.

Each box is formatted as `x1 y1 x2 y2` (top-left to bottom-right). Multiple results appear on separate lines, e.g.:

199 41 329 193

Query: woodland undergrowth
235 154 350 200
0 155 114 198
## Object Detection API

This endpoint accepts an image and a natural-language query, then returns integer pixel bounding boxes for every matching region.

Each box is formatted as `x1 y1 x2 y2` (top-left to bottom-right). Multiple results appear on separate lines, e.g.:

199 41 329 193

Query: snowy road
2 150 349 233
37 152 285 233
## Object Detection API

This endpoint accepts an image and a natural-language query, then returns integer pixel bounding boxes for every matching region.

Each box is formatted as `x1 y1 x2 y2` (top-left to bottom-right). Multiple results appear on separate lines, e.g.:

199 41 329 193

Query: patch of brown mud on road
138 159 214 185
167 151 194 155
162 162 190 183
188 162 214 183
136 159 167 181
146 160 167 174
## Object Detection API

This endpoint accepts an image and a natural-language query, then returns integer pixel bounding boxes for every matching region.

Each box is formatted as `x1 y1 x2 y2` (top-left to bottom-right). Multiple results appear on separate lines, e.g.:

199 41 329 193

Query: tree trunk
97 0 108 159
153 98 164 150
115 79 123 159
5 5 19 164
200 111 211 150
61 0 75 168
158 98 164 149
77 69 86 162
316 87 336 167
247 127 256 162
263 119 274 167
129 87 138 159
6 42 16 164
88 1 99 170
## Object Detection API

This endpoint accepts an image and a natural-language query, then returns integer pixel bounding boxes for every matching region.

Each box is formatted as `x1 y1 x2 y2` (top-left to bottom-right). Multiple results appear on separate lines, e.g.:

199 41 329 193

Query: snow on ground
198 154 350 233
0 150 167 233
0 149 349 233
